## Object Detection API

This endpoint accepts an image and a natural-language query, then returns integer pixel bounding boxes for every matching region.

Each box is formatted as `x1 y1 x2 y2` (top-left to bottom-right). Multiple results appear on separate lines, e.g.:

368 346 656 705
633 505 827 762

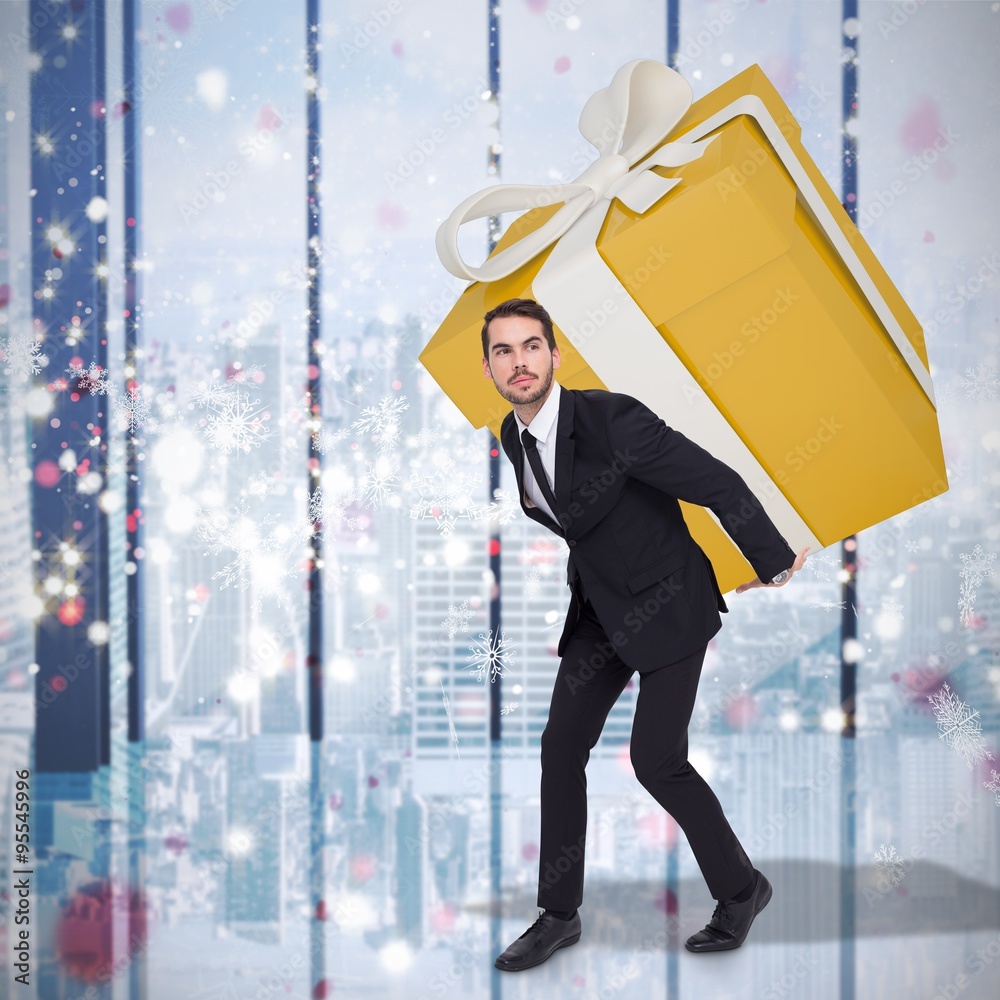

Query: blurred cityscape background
0 1 998 998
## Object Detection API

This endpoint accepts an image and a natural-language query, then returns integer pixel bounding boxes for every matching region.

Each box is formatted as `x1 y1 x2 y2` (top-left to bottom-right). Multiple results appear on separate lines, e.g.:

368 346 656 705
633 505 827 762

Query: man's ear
552 347 561 369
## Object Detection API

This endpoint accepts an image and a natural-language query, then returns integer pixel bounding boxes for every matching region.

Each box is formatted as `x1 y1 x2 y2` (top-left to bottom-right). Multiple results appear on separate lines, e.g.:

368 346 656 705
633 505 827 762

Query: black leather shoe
685 869 772 953
494 909 582 972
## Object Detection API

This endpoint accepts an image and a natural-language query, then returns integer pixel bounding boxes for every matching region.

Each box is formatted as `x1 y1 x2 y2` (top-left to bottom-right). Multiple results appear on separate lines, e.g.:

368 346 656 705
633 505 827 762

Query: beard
491 363 553 406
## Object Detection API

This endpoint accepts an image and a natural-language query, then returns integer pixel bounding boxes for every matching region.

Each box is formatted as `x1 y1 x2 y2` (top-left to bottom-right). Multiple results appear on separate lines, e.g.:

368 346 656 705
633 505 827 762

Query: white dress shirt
512 378 562 524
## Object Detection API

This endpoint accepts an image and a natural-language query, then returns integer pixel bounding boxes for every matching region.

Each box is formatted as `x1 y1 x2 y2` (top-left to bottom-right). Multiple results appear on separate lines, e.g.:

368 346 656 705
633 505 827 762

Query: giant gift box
420 60 947 594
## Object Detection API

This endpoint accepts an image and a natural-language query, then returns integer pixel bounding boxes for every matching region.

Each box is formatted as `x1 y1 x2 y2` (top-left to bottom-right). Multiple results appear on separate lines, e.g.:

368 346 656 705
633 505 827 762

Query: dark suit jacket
500 386 797 672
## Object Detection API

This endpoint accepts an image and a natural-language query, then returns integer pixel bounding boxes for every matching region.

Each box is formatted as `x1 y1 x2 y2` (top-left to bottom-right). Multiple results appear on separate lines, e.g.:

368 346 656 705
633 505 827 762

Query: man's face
481 315 561 406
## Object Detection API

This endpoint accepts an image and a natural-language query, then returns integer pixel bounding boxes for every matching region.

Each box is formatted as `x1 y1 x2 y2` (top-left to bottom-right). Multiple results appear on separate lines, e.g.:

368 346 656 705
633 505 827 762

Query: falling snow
67 361 112 396
351 394 409 455
873 843 906 890
308 486 364 532
2 335 45 379
441 600 474 639
957 544 997 626
811 598 847 613
961 362 999 401
927 682 995 769
880 598 905 621
479 487 522 527
357 454 401 509
440 682 461 755
409 458 483 536
114 385 152 432
204 390 270 454
984 769 1000 807
467 628 515 683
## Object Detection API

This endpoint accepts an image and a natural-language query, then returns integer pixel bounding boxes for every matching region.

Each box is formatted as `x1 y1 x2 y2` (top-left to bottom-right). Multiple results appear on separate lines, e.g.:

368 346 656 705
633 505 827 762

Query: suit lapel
554 386 576 525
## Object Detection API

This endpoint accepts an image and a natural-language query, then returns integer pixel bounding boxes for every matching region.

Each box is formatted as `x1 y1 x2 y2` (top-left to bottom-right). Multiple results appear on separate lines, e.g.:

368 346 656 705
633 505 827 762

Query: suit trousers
536 585 754 909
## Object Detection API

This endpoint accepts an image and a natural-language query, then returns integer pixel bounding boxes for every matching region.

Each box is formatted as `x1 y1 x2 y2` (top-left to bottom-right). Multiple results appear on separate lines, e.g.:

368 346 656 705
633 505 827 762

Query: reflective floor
6 731 999 999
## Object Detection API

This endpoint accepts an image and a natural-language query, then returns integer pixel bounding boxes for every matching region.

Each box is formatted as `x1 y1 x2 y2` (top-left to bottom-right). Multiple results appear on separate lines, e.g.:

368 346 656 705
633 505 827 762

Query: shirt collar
513 378 561 446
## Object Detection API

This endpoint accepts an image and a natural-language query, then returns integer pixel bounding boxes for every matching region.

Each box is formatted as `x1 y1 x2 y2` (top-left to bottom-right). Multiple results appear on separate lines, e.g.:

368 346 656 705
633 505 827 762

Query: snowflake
204 390 269 454
114 384 152 431
440 682 461 756
479 487 521 526
67 361 112 396
959 544 997 588
811 599 847 613
409 459 483 536
880 598 904 621
308 486 364 532
802 551 840 582
407 426 442 449
467 628 515 683
226 363 263 386
441 600 474 639
196 499 299 609
961 362 999 402
873 843 906 891
246 470 278 499
984 769 1000 807
957 544 997 627
190 380 234 409
312 423 351 456
2 335 45 379
357 454 401 509
500 702 519 715
927 682 995 769
904 539 921 553
524 569 542 598
351 394 409 455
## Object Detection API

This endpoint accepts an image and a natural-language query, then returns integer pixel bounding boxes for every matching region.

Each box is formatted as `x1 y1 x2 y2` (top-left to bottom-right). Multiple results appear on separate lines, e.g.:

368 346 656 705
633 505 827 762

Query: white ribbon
435 60 719 283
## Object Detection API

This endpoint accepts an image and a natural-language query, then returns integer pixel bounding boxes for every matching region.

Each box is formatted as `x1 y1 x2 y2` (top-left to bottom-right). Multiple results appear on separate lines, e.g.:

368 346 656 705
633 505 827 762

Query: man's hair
481 298 557 359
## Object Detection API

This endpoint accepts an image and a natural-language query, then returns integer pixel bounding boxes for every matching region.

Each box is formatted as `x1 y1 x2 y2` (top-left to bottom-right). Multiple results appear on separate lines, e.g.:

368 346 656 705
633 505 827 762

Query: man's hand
734 546 810 594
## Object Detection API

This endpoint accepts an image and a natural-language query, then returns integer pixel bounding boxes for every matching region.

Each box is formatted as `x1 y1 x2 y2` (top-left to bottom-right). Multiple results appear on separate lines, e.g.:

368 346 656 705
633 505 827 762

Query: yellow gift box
420 61 947 594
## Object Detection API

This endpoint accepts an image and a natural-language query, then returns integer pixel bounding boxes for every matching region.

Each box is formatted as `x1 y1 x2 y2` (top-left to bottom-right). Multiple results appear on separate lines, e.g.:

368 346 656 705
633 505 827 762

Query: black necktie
521 427 561 524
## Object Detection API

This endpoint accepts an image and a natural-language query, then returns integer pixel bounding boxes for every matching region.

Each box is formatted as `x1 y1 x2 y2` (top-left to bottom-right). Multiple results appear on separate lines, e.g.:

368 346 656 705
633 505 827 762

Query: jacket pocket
624 548 686 595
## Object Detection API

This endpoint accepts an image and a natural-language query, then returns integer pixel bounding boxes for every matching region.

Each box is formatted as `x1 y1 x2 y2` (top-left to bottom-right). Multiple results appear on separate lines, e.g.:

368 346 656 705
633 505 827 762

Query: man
482 298 809 972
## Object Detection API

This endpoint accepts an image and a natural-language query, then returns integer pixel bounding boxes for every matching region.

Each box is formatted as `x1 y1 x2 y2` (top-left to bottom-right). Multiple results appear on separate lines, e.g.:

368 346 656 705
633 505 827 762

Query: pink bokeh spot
391 39 404 57
554 56 571 75
725 693 758 729
165 3 192 35
429 903 457 933
761 54 799 95
923 230 935 243
376 200 407 230
258 105 284 132
35 461 61 488
899 96 944 155
525 0 548 12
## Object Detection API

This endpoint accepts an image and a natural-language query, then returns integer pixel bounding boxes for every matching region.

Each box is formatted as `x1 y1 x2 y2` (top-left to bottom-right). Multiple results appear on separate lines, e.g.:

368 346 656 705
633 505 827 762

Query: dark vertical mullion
306 0 323 744
31 1 108 776
840 3 859 998
123 0 144 745
487 2 503 993
95 0 111 770
305 3 326 998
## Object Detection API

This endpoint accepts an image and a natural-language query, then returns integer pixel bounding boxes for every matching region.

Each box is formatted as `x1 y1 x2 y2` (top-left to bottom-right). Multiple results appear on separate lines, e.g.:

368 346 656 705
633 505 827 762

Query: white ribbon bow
435 59 720 283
